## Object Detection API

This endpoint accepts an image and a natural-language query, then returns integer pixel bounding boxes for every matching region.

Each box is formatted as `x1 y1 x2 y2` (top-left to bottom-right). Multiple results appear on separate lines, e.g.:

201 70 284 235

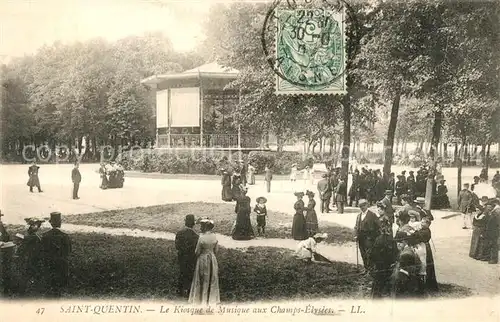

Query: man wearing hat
379 190 395 224
27 161 43 193
264 165 273 193
317 173 332 213
41 212 72 298
239 160 248 186
17 217 45 295
71 162 82 200
458 183 475 229
175 214 199 298
395 175 406 205
335 176 348 214
354 199 381 272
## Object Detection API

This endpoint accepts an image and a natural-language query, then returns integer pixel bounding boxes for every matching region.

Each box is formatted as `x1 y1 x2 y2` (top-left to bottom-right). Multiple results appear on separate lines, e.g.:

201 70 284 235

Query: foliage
63 202 355 245
1 33 205 163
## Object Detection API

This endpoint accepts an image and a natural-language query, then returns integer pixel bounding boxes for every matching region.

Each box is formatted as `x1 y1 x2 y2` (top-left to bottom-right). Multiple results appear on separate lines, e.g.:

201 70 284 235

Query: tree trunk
425 110 443 210
485 143 491 180
383 88 401 179
453 143 458 164
329 138 334 155
457 136 466 201
443 143 448 159
341 98 351 177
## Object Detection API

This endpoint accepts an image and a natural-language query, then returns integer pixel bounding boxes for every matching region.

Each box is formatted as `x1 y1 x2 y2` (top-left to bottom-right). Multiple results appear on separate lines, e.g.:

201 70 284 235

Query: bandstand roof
141 62 239 87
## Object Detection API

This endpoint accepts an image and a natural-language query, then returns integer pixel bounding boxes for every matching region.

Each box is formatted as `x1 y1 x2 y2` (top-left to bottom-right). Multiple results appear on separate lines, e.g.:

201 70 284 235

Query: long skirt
425 242 439 292
188 252 220 306
292 213 307 240
221 184 232 202
305 210 318 237
469 227 485 259
232 212 255 240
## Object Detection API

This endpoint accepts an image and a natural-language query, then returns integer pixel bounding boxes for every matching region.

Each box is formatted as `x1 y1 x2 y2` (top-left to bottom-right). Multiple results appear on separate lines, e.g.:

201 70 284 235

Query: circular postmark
261 0 356 92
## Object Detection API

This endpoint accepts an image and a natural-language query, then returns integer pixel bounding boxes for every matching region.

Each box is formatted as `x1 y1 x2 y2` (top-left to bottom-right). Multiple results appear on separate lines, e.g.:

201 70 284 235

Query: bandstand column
199 75 204 147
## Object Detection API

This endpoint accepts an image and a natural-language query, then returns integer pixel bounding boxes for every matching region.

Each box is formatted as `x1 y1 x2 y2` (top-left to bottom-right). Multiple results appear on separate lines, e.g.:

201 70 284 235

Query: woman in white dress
295 233 328 262
188 219 220 306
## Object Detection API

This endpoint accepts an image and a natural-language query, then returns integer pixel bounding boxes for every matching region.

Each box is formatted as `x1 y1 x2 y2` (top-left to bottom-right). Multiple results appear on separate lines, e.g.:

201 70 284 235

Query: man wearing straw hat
354 199 381 272
41 212 72 297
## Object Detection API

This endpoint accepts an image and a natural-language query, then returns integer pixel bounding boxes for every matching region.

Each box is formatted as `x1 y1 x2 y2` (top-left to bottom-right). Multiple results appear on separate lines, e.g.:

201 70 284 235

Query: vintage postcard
1 0 499 321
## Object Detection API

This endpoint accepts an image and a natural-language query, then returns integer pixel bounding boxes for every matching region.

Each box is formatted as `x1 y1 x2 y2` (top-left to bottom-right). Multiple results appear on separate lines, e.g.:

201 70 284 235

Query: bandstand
141 62 266 150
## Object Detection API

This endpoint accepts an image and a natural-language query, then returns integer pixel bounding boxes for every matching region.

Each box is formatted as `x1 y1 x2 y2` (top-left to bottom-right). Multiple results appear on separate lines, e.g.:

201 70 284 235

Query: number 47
36 308 45 315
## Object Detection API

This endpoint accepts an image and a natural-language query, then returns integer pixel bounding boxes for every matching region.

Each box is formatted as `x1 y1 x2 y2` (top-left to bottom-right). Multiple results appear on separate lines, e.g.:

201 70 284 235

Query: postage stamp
274 8 347 95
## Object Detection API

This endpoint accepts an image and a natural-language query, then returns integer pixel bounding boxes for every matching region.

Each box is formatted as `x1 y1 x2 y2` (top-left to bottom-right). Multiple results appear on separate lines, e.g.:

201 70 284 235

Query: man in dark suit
379 190 395 224
354 199 381 272
335 176 348 214
317 174 332 213
71 163 81 200
175 214 199 298
458 183 474 229
27 162 43 193
264 165 273 193
41 212 72 298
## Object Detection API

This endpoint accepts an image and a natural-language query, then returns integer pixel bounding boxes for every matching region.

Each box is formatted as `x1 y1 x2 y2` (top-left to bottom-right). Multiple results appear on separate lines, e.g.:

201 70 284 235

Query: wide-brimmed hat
0 241 15 249
313 233 328 239
384 190 393 195
256 196 267 204
486 198 500 206
199 218 215 225
24 217 45 226
306 190 315 197
358 199 369 206
294 192 305 197
376 201 387 209
415 197 425 204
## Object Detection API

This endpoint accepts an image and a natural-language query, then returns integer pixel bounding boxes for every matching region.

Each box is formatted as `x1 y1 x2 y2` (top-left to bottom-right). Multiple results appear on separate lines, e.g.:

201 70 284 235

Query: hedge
117 149 322 175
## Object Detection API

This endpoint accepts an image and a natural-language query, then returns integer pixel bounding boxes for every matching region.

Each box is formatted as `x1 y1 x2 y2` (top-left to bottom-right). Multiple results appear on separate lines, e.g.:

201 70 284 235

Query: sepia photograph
0 0 499 321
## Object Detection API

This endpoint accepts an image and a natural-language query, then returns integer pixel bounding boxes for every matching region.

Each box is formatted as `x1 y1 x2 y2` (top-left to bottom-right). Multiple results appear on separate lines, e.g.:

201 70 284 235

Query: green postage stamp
275 8 347 95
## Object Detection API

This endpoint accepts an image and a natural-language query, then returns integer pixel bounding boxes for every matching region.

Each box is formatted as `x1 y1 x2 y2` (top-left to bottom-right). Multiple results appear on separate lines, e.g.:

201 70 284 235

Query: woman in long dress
231 175 243 201
469 197 491 260
221 169 233 202
304 190 318 237
232 188 255 240
188 219 220 306
292 192 307 240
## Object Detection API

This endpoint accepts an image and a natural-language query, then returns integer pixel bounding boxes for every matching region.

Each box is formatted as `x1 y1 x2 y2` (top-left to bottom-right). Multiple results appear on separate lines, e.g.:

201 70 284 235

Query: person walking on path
354 199 381 272
292 192 307 240
220 168 233 202
304 190 319 237
335 176 348 214
265 165 273 193
317 174 332 213
458 183 475 229
232 188 255 240
41 212 72 298
71 163 81 200
175 215 199 298
188 219 220 306
247 164 256 185
27 162 43 193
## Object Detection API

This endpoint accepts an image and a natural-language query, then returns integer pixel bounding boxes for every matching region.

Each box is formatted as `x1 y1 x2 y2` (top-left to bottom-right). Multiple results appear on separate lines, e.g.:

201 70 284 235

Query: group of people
175 215 220 306
0 212 72 297
355 194 439 298
98 161 125 189
27 161 82 200
468 197 500 264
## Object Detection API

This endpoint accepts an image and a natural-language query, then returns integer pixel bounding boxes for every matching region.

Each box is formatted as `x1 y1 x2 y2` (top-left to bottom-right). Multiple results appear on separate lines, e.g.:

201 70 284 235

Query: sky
0 0 218 63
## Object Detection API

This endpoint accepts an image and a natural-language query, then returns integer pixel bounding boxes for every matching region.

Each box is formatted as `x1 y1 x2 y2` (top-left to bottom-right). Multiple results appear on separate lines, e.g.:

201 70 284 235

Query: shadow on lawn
1 233 472 301
63 202 356 245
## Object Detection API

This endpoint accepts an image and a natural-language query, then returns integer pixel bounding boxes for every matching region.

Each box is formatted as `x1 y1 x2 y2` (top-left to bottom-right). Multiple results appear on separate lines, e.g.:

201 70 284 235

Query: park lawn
3 230 472 300
63 202 355 245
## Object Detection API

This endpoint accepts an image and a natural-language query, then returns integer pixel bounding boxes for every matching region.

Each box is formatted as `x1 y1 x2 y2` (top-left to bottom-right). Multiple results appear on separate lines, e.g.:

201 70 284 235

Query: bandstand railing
156 134 261 149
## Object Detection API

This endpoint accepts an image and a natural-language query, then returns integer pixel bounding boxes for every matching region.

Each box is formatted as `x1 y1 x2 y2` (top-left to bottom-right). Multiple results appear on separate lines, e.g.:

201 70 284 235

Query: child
254 197 268 236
